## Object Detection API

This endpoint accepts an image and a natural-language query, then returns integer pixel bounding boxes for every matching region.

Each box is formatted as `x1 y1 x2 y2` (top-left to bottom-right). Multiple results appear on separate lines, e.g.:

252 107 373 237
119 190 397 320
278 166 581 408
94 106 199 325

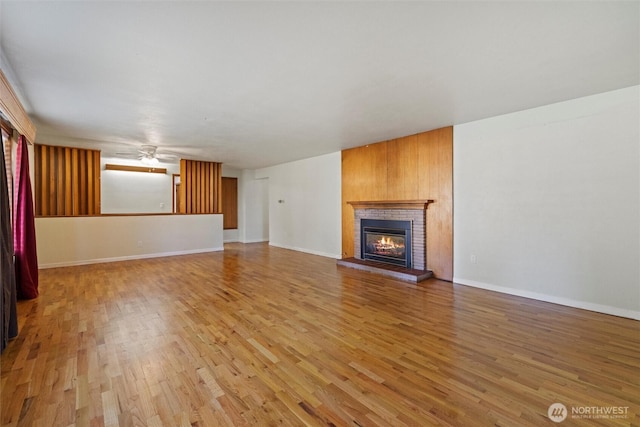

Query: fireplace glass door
361 219 412 267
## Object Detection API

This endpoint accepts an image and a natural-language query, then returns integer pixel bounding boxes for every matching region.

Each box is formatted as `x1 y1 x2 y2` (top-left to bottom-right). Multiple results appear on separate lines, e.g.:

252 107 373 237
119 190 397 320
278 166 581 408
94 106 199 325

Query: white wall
241 169 269 243
255 151 341 258
453 86 639 319
36 214 224 268
101 157 179 214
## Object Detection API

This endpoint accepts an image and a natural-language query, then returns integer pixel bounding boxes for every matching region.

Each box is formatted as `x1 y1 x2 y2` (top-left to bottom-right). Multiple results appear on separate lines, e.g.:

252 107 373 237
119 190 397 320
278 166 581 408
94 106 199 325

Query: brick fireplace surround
338 200 433 282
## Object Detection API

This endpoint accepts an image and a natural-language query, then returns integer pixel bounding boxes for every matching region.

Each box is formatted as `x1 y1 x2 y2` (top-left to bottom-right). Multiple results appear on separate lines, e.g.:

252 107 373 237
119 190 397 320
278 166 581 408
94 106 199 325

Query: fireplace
361 219 412 267
339 200 434 282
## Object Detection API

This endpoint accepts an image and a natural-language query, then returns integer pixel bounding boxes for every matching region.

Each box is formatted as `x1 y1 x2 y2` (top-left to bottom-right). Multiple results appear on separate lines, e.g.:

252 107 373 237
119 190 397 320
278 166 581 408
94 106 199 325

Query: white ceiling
1 1 638 169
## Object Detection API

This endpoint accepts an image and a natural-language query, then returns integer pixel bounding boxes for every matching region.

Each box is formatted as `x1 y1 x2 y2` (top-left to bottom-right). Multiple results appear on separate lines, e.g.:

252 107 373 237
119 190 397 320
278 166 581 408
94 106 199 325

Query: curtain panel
14 135 38 299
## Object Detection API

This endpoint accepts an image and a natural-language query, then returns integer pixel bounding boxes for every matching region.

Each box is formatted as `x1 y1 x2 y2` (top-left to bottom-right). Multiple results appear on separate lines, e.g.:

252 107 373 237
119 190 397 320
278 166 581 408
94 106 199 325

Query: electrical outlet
137 240 143 248
470 254 477 264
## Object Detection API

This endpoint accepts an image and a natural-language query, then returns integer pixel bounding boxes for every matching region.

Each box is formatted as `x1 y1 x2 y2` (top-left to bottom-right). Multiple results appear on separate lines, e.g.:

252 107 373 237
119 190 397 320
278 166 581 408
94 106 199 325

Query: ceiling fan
113 144 179 165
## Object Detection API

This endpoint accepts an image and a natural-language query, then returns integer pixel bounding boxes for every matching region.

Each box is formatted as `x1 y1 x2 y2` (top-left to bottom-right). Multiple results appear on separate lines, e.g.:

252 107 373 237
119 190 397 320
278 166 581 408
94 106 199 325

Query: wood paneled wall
342 126 453 280
34 144 101 216
179 159 222 214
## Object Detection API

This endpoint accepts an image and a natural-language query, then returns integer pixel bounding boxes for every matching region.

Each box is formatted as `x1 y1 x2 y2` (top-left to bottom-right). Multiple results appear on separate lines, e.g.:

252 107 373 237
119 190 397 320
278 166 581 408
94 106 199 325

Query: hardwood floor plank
2 243 639 426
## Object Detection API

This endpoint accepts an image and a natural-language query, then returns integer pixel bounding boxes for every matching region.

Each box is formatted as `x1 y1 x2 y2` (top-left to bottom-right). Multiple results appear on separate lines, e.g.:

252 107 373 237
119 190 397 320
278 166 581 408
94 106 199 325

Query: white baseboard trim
241 238 269 244
268 242 342 260
39 247 225 269
453 277 640 320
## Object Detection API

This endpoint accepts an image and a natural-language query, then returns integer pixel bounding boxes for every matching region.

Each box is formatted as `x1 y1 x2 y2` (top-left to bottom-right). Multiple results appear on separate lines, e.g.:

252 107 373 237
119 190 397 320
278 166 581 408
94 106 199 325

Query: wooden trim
105 164 167 174
0 116 13 135
347 200 434 210
0 68 36 143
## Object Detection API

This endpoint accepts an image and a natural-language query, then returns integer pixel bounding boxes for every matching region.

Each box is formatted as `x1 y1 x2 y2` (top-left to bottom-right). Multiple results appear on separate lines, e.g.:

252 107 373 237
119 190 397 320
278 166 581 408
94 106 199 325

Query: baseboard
241 238 269 244
38 247 225 269
268 242 342 260
453 277 640 320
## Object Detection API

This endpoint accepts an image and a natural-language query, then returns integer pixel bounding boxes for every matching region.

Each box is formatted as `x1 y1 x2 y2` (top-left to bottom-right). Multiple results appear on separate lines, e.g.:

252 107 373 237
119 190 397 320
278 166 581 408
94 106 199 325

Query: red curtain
14 135 38 299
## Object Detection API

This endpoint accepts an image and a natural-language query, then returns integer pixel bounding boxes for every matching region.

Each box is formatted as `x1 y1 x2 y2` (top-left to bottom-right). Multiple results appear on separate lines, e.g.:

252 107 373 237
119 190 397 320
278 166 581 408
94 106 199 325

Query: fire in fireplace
361 219 412 267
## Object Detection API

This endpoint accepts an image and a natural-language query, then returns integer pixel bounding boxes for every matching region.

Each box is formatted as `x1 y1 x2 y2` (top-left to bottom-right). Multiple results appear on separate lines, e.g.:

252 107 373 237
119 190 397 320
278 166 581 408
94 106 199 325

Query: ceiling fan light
141 156 159 166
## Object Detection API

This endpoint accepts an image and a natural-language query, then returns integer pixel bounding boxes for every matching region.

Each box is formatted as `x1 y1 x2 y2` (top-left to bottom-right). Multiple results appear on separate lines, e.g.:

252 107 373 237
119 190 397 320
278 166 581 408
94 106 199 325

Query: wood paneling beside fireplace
341 126 453 280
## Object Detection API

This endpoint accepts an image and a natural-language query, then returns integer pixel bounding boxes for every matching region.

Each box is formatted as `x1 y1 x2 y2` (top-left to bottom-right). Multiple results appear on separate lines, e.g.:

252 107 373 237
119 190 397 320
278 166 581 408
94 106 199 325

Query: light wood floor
1 243 638 426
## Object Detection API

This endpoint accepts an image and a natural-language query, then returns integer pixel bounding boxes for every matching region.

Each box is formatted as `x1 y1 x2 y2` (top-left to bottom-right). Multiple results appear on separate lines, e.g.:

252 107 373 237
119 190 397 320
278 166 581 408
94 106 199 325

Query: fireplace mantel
347 200 434 210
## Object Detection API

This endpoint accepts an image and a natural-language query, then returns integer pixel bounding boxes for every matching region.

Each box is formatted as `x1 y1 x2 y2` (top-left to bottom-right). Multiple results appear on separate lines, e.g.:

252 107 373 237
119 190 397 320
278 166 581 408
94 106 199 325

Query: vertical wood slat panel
201 162 207 213
217 163 222 213
87 150 94 214
191 160 195 214
182 159 188 213
198 161 203 213
203 162 208 213
186 160 192 214
213 163 217 213
57 146 63 214
48 146 56 215
94 150 101 214
37 144 42 215
34 144 100 216
188 160 194 214
212 163 216 213
34 144 40 216
202 163 207 212
44 145 50 216
214 163 218 213
85 149 91 214
179 159 222 214
35 144 43 216
79 149 87 215
64 148 72 215
194 160 199 214
176 159 187 213
57 146 64 215
193 161 198 214
204 162 208 212
179 159 186 214
72 149 79 215
202 164 213 212
190 159 195 214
